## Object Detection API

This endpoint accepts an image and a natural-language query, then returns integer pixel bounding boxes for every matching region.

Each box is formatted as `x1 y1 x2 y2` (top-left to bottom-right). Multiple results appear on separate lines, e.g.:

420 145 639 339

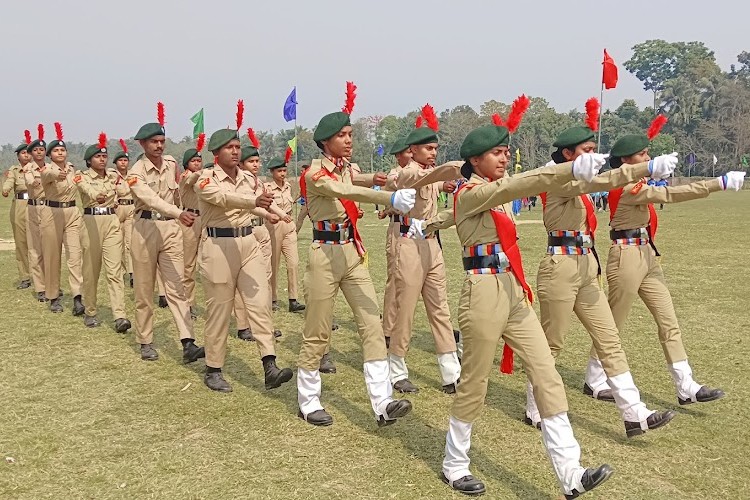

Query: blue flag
686 152 696 165
283 87 297 122
376 144 384 157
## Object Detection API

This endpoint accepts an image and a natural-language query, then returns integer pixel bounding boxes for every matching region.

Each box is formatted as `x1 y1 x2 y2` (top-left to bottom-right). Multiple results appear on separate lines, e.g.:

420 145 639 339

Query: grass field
1 192 748 499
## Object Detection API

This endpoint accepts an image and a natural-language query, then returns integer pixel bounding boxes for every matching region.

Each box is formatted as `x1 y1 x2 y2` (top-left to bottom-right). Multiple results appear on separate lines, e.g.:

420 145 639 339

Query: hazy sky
1 0 746 144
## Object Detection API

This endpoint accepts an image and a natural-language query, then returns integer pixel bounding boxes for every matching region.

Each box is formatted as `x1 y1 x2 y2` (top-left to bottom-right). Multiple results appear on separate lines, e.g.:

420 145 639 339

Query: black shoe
128 273 133 288
441 472 486 496
678 386 726 405
625 410 676 437
49 297 63 313
378 399 412 427
298 409 333 426
289 299 306 313
37 291 48 302
331 323 340 331
83 315 101 328
274 329 282 338
393 379 419 394
157 295 168 308
443 383 457 394
583 383 615 402
140 343 159 361
263 358 294 390
204 371 232 392
271 300 280 312
17 279 31 289
182 341 205 364
72 295 85 316
114 318 131 333
238 328 254 341
565 464 614 499
189 306 198 320
319 353 337 374
523 416 541 430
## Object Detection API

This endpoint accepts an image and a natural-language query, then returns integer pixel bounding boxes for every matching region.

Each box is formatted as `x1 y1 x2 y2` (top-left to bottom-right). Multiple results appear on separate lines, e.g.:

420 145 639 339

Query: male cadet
265 148 305 313
40 122 84 315
113 139 135 288
127 103 204 363
179 133 207 319
24 125 48 301
386 105 462 394
195 121 294 393
2 133 32 289
296 82 416 427
76 134 131 332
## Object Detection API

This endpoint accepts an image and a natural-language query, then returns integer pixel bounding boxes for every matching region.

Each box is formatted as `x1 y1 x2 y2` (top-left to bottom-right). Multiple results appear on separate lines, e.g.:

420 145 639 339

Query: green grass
1 193 749 499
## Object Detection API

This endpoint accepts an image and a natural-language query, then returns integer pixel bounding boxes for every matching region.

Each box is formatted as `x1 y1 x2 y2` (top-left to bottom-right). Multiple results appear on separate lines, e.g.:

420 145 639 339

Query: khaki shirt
194 166 262 228
305 157 393 223
542 162 650 232
179 170 201 210
113 168 133 201
41 162 79 203
611 178 722 230
76 169 118 208
3 163 30 195
127 155 182 218
24 163 47 201
264 179 294 214
392 160 464 219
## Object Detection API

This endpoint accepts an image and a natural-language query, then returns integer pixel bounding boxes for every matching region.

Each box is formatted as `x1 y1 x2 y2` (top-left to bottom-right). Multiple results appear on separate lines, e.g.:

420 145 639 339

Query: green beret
208 129 239 152
610 134 649 159
459 126 510 159
84 144 108 162
204 163 214 169
46 140 67 156
15 144 28 154
134 123 166 141
388 138 408 155
405 127 438 146
267 157 287 170
182 148 200 167
552 126 595 149
241 146 259 163
27 139 46 152
313 111 351 147
113 151 129 163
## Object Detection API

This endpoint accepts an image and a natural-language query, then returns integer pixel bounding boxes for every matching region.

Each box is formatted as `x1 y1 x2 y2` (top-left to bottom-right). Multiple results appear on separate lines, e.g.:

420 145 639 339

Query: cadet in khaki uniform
2 139 32 289
583 125 741 405
127 105 204 364
40 123 84 315
265 151 305 313
179 134 207 319
296 84 417 427
24 126 48 301
196 127 293 393
77 135 131 333
433 123 613 498
113 139 134 288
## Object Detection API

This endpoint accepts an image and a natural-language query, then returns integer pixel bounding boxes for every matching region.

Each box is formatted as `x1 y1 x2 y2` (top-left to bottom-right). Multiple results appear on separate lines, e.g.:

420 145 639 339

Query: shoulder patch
312 170 327 181
73 174 82 184
631 179 646 195
199 178 211 189
127 177 138 186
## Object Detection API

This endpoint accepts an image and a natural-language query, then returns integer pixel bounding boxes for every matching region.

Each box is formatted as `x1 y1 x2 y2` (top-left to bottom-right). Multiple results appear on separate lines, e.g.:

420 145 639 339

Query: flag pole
597 82 604 153
294 86 299 221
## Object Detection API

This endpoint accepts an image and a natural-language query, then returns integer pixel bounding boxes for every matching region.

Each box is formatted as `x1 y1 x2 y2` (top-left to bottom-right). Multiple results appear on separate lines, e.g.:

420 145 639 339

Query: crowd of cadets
3 86 745 499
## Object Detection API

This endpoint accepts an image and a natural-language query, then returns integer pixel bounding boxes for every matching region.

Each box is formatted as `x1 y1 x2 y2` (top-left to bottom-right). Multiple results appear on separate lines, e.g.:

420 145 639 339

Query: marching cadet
431 121 614 498
295 163 311 233
40 122 84 315
528 100 677 436
582 118 743 405
265 149 305 313
296 82 417 427
2 134 32 289
196 121 294 393
113 139 134 288
127 102 204 363
179 133 207 319
386 106 462 394
77 134 131 332
24 125 48 301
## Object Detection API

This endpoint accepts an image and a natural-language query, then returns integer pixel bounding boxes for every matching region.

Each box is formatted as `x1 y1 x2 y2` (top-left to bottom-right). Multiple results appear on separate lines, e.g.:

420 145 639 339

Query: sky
1 0 747 144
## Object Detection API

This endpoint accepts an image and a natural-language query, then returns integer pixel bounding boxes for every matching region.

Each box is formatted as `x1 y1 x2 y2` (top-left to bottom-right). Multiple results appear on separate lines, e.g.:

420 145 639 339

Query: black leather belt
15 192 29 200
547 235 592 247
206 226 253 238
118 199 134 205
398 223 410 234
251 217 264 227
313 227 354 242
610 228 646 240
27 199 44 206
390 214 405 223
46 200 76 208
186 208 201 215
84 207 117 216
463 254 510 271
139 210 174 221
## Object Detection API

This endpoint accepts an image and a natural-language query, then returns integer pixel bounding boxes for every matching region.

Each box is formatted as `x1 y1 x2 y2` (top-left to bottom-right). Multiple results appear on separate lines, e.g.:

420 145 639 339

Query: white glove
391 188 416 213
572 153 608 182
648 152 678 179
406 218 425 239
721 171 746 191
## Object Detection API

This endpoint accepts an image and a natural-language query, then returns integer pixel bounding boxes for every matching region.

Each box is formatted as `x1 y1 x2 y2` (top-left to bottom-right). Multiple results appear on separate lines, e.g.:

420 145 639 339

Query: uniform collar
87 169 107 179
213 165 245 184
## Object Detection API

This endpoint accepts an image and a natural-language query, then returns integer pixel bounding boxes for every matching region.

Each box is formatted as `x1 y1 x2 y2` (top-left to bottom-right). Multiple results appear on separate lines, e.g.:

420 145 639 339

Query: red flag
602 49 618 90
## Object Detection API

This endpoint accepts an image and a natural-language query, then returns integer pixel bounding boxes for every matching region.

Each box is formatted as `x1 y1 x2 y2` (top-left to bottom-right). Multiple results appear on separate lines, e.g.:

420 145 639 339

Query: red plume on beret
284 146 293 164
506 94 531 134
54 122 64 141
491 114 505 127
342 81 357 115
157 102 165 126
37 124 44 141
421 104 439 132
236 100 245 130
24 130 32 145
119 139 128 153
585 97 600 132
97 132 107 149
415 115 423 128
247 128 260 149
196 133 206 153
647 115 668 140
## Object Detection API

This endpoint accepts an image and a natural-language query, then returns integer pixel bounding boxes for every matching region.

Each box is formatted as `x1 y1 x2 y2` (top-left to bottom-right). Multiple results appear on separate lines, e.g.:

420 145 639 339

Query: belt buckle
580 234 592 248
338 228 348 241
153 211 162 220
497 252 510 269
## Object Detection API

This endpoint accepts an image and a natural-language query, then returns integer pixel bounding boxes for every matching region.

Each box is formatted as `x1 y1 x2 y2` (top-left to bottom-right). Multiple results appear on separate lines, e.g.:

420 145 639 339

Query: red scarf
540 192 597 234
299 168 308 199
317 165 366 257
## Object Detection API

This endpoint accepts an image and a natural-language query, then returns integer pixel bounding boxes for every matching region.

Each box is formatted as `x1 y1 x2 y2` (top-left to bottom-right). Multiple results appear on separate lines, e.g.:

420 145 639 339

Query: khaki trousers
81 213 126 318
116 204 134 274
41 206 83 300
267 219 299 301
182 216 201 306
452 272 568 422
27 204 46 293
295 205 308 233
381 221 400 340
11 199 30 281
235 224 272 330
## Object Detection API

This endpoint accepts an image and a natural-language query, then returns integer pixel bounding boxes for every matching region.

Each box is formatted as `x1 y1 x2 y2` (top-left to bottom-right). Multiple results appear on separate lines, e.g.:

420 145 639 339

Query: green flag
190 108 204 138
287 136 297 154
742 155 749 167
